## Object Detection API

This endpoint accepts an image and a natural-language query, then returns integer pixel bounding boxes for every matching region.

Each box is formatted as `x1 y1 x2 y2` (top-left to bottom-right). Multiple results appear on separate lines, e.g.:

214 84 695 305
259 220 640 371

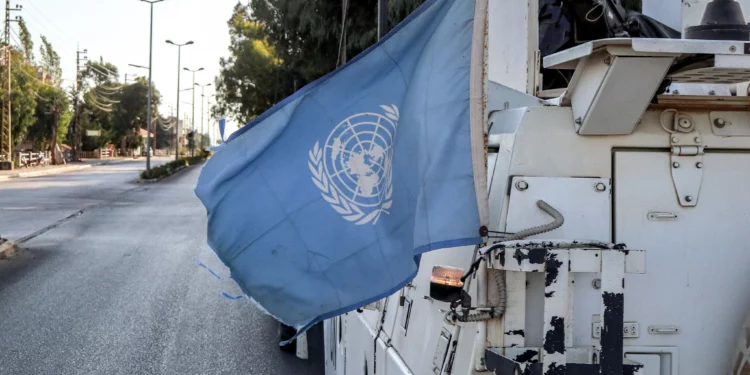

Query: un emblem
309 105 399 225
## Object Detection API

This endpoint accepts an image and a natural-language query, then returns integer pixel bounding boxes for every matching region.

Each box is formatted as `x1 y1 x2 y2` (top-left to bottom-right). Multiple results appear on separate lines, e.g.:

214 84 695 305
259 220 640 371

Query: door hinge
670 132 704 207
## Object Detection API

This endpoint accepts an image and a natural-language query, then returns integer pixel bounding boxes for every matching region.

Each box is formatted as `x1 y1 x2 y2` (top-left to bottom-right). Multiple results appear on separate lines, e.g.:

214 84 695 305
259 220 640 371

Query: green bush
141 156 206 180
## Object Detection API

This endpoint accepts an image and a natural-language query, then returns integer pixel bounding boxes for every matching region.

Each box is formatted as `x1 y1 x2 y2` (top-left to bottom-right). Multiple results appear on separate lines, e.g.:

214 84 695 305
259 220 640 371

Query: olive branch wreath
309 105 399 225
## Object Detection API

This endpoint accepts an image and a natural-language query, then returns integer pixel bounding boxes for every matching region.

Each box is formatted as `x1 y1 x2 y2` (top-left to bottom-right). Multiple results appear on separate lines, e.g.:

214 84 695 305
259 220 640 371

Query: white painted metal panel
487 0 537 93
506 176 611 241
506 176 610 347
577 56 674 135
615 151 750 375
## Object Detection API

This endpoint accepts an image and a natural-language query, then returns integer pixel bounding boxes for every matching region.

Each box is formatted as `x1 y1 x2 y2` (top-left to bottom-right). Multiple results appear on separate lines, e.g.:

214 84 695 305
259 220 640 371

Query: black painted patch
506 329 525 337
545 362 565 375
513 248 546 266
545 291 555 298
543 316 565 355
567 364 601 375
623 364 644 375
545 253 563 287
601 292 625 375
745 43 750 54
515 349 539 363
498 249 506 267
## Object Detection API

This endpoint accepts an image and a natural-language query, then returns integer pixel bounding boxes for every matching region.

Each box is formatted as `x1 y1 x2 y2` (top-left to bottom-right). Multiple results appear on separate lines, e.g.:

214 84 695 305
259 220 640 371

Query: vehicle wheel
279 322 297 353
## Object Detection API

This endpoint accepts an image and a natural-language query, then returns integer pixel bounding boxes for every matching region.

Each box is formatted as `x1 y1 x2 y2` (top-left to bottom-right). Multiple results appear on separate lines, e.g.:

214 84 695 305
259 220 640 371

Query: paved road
0 161 312 375
0 158 171 240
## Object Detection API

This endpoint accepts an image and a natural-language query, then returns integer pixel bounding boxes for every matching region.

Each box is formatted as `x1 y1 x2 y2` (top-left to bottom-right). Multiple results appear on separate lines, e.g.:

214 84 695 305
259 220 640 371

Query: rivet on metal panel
685 196 693 203
678 118 692 130
709 90 716 96
730 45 737 53
595 183 607 192
673 90 680 95
592 279 602 289
575 117 582 125
696 162 703 169
604 56 612 65
671 136 679 143
714 118 726 128
515 180 529 191
694 137 701 144
672 162 680 169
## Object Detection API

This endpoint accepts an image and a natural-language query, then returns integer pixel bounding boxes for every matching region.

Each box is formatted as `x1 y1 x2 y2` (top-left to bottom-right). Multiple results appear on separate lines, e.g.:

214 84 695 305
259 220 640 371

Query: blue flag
195 0 488 335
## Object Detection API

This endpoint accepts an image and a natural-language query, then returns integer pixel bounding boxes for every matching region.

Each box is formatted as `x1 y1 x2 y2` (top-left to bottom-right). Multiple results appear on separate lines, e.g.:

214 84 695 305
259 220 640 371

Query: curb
0 164 92 182
0 240 17 259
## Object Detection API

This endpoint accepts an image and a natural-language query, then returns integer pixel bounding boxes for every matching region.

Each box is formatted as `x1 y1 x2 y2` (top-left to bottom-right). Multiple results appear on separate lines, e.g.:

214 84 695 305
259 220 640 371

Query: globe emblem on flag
309 105 400 225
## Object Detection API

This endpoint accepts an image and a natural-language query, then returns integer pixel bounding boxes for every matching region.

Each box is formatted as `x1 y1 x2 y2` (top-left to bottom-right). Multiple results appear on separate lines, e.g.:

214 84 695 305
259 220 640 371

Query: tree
27 35 70 161
27 85 70 163
0 48 40 149
214 0 424 125
213 3 281 125
18 19 33 62
38 36 62 87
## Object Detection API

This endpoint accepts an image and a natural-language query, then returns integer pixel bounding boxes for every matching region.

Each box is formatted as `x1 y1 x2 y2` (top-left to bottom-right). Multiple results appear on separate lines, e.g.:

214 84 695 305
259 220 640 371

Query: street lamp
139 0 164 175
166 40 194 160
184 67 203 156
207 94 216 146
195 82 212 149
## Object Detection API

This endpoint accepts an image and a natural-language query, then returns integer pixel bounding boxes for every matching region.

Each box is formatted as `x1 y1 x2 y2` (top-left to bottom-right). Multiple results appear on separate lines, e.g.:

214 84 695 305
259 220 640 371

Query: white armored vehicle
322 0 750 374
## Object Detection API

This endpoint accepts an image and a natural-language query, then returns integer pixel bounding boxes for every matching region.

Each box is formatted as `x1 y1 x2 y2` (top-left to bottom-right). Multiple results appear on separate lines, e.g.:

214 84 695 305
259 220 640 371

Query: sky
14 0 241 137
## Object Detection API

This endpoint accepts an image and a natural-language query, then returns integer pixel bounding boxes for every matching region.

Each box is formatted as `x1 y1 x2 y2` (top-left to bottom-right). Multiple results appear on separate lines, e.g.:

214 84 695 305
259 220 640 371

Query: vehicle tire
279 322 297 353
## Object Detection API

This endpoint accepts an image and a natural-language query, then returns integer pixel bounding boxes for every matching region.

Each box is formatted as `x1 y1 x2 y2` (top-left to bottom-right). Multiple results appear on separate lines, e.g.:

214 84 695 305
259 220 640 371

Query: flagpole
377 0 389 40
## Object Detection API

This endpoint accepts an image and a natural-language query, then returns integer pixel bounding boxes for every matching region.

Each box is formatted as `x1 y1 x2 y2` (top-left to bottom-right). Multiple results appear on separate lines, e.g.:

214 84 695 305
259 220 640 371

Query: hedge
140 152 211 180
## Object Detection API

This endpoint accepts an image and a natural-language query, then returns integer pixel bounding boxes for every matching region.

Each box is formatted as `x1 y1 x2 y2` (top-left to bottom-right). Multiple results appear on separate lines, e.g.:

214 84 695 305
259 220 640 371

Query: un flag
195 0 488 335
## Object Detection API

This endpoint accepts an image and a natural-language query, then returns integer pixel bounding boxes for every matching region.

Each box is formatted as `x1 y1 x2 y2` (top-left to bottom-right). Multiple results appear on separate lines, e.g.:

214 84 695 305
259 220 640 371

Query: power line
24 0 77 46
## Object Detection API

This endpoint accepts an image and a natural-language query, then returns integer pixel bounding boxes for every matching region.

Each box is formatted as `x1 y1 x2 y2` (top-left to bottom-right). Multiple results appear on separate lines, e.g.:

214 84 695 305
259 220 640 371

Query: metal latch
662 109 704 207
670 132 704 207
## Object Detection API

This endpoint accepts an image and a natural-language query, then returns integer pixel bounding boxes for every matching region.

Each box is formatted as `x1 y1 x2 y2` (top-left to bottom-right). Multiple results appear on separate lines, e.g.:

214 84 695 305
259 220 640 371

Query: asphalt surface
0 160 311 375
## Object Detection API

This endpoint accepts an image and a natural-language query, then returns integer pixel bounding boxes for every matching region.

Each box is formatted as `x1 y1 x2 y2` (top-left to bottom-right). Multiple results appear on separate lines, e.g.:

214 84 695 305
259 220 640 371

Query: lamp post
206 94 215 146
139 0 164 175
166 40 194 160
195 82 211 149
184 67 203 156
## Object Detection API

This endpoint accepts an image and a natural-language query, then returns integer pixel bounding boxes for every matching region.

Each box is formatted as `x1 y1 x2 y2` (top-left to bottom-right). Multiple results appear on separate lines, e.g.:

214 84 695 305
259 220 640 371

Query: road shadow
0 246 61 295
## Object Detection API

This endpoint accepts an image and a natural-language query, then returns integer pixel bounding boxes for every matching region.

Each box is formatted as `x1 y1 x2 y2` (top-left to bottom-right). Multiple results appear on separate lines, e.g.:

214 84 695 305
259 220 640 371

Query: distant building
36 69 53 84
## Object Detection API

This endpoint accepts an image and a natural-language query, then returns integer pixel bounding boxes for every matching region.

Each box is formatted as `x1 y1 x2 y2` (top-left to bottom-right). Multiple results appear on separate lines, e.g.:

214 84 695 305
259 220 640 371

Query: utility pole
1 0 20 166
71 47 87 162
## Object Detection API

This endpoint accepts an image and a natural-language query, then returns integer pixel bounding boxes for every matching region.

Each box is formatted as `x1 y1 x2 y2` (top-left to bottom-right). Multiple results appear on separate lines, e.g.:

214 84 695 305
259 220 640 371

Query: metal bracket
662 110 704 207
670 131 704 207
